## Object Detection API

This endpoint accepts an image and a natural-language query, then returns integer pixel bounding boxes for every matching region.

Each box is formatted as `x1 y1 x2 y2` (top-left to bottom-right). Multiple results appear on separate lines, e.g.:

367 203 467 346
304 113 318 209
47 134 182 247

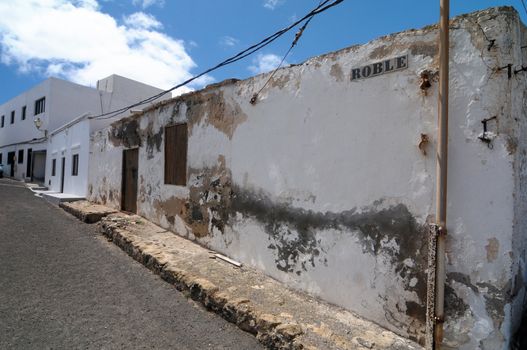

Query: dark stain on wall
444 284 469 318
230 186 428 312
410 41 438 58
187 160 232 238
446 271 512 330
109 118 141 148
154 156 232 240
406 301 426 324
478 280 511 329
146 126 163 160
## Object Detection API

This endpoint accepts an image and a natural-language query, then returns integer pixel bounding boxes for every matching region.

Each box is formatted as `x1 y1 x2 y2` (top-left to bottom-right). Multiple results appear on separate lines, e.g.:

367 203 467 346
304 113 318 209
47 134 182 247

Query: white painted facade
0 74 167 186
0 77 106 181
88 7 526 349
47 117 91 196
45 75 169 196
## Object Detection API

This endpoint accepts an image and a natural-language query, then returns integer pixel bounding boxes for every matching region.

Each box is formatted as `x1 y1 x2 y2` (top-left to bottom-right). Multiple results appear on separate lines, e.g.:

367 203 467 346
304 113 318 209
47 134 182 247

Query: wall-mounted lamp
34 117 42 129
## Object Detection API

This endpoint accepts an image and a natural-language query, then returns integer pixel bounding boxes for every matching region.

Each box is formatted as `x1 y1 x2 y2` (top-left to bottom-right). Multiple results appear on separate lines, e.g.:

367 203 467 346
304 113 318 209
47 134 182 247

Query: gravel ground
0 179 263 350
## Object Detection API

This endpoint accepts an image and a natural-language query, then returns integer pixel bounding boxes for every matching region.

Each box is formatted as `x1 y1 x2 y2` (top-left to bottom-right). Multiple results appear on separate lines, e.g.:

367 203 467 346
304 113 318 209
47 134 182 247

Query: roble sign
350 55 408 81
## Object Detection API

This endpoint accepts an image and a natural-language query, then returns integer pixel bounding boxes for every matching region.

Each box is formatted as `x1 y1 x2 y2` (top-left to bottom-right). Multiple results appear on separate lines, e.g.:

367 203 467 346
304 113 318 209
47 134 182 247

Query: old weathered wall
88 7 526 348
88 129 123 207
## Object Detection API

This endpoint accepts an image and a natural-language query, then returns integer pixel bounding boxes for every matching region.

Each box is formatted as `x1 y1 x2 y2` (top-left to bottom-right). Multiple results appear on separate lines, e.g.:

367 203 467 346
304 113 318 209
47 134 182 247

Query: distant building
0 75 168 190
87 7 527 349
44 75 170 198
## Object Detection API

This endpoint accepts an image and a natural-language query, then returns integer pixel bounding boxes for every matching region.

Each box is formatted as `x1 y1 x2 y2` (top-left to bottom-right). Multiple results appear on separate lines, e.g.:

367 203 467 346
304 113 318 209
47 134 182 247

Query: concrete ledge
42 192 84 205
60 200 118 223
90 212 423 350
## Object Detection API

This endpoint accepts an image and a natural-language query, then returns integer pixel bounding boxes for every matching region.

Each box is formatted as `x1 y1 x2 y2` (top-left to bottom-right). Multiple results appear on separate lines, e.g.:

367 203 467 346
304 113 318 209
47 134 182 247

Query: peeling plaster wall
88 129 123 208
88 7 526 348
509 12 527 348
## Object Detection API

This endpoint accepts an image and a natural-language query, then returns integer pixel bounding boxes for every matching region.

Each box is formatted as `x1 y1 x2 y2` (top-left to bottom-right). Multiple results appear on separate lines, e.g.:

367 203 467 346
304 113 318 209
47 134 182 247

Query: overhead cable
250 2 321 104
90 0 344 120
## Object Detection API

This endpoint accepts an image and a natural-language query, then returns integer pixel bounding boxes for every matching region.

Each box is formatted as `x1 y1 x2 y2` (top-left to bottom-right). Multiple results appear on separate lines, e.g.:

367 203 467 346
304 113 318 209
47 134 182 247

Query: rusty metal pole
434 0 449 348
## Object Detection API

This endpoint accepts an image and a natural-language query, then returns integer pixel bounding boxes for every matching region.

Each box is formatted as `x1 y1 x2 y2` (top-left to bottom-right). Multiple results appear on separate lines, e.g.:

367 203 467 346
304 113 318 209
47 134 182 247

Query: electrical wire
90 0 344 120
250 2 320 104
521 0 527 17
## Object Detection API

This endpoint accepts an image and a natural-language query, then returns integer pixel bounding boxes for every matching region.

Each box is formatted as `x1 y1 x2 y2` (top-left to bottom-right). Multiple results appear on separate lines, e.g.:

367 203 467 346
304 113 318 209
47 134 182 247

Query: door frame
121 148 139 213
26 148 32 180
60 157 65 193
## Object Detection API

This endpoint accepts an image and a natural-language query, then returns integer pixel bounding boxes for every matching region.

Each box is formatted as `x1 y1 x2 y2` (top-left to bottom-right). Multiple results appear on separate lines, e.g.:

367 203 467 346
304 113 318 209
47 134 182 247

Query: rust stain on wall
369 41 437 61
269 74 290 89
506 136 518 155
153 155 232 239
154 196 188 226
410 41 438 58
330 63 344 82
184 91 248 140
486 237 500 262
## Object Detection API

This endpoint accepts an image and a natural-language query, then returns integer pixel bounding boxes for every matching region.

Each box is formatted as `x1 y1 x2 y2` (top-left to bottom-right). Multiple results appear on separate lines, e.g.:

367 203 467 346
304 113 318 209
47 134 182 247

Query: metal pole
434 0 449 348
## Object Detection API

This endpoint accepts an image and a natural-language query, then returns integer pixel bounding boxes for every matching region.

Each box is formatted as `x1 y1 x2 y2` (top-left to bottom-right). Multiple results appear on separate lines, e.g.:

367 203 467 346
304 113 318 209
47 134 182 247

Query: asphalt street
0 179 263 350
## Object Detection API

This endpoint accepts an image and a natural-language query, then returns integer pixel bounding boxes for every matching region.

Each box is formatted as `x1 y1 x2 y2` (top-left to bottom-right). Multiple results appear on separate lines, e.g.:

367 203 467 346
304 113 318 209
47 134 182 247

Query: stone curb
59 201 422 350
60 202 118 223
99 218 308 350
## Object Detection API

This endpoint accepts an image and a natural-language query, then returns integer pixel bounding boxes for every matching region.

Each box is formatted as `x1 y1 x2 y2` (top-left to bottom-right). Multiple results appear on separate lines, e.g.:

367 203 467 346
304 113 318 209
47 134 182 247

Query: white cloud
124 12 162 29
248 53 287 74
0 1 213 92
132 0 164 9
263 0 285 10
219 36 239 48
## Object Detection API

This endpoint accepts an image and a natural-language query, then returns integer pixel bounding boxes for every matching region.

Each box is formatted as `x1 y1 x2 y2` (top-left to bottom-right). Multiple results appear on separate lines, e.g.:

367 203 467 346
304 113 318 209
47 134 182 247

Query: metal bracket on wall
478 116 497 148
497 64 512 79
514 65 527 75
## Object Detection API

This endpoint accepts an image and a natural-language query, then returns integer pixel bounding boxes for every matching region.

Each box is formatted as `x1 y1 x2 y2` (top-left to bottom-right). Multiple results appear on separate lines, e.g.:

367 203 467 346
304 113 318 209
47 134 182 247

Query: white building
44 75 169 198
0 75 167 191
88 7 527 349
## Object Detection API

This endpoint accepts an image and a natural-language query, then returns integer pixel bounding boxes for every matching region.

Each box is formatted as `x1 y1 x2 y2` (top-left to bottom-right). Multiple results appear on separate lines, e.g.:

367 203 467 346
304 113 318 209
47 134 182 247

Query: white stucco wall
88 7 526 349
41 74 167 193
46 118 90 196
1 74 166 182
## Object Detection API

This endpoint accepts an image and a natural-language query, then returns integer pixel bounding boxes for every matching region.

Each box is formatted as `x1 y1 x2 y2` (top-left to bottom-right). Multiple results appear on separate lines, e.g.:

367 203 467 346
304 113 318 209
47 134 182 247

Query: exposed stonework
60 200 118 223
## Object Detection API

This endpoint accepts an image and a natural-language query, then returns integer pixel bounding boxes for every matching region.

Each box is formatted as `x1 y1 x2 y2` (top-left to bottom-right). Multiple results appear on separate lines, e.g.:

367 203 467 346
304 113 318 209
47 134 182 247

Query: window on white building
35 97 45 115
18 150 23 164
10 111 15 124
21 106 26 120
51 159 56 176
72 154 79 176
1 116 4 128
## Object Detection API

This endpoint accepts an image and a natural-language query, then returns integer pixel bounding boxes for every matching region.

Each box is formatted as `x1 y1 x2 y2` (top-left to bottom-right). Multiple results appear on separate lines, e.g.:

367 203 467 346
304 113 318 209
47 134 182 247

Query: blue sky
0 0 526 103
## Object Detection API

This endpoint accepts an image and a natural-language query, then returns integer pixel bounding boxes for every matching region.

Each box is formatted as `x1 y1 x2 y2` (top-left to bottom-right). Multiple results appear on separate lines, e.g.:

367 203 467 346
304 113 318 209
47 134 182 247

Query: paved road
0 179 263 350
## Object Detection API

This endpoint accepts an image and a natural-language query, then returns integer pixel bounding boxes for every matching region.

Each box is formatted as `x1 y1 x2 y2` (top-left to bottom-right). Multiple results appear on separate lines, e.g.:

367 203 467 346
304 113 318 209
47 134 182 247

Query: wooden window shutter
165 123 187 185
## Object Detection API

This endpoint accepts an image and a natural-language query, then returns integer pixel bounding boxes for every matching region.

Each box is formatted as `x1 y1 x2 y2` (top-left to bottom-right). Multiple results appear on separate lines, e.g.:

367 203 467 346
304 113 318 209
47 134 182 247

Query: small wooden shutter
165 123 187 186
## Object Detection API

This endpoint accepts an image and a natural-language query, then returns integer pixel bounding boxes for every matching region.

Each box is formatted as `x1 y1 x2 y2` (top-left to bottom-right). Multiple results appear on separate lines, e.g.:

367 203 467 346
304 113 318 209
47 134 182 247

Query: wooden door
121 148 139 213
